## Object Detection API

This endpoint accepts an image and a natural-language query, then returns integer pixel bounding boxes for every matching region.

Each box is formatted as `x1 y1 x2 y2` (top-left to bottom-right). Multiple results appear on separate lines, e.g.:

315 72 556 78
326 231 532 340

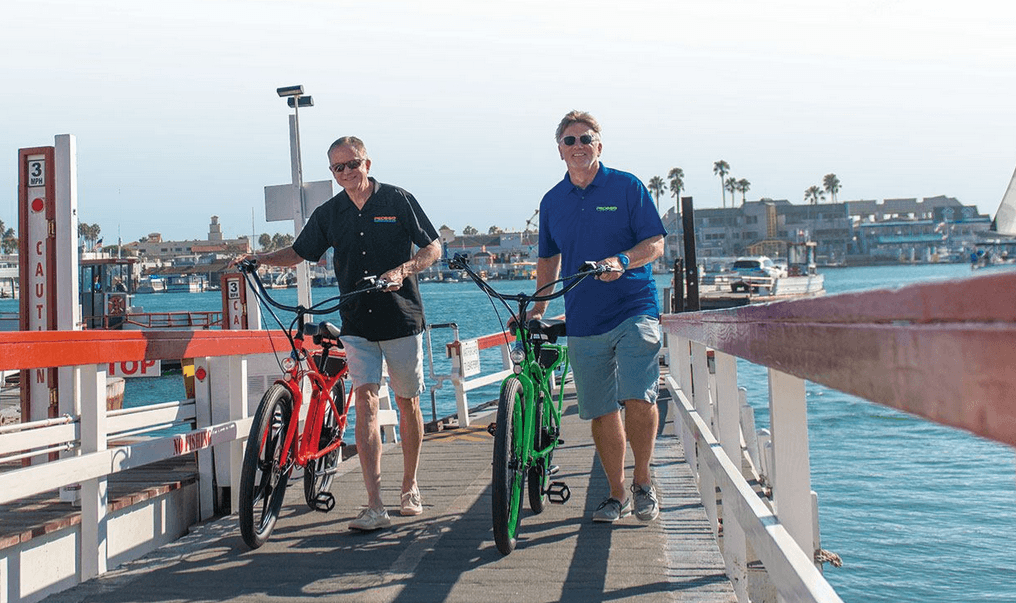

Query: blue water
6 264 1012 601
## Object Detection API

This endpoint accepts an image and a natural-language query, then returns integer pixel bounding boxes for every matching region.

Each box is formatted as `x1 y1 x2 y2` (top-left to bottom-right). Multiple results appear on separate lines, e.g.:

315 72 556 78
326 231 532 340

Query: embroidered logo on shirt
596 206 618 211
374 216 397 223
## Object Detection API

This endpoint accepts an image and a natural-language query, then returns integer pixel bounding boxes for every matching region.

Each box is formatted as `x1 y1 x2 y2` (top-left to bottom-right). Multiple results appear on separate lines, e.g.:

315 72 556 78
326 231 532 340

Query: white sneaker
400 489 423 516
349 507 391 531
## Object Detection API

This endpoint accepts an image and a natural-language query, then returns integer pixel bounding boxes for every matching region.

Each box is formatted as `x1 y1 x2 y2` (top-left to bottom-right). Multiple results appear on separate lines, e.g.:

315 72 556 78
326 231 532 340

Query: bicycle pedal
312 492 335 513
485 422 497 437
546 481 570 504
548 464 560 475
557 438 565 445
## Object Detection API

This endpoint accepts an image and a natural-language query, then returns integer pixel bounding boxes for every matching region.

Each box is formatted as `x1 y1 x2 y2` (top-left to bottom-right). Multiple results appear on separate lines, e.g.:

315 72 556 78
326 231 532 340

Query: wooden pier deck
32 391 735 603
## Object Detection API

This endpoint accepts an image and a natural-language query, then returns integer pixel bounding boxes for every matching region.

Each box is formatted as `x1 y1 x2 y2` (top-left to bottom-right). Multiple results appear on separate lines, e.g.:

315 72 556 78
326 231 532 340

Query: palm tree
462 225 478 235
258 233 272 250
0 220 14 254
725 177 738 206
736 178 751 205
823 173 841 203
666 168 684 217
713 160 730 208
647 176 665 213
804 185 825 205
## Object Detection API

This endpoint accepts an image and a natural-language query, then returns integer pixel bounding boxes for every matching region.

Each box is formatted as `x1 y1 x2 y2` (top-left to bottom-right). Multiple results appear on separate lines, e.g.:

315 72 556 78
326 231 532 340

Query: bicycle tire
528 392 549 514
239 384 293 549
304 380 344 508
492 376 525 555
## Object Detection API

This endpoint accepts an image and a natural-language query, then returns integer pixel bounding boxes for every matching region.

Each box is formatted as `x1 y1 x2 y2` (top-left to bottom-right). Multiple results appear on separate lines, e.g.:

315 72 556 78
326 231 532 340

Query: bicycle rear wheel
492 376 525 555
304 380 344 508
239 384 293 549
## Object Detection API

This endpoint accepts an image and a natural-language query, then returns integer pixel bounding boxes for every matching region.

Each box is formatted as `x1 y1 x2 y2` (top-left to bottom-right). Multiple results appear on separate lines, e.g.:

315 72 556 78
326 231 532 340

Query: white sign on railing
459 339 480 377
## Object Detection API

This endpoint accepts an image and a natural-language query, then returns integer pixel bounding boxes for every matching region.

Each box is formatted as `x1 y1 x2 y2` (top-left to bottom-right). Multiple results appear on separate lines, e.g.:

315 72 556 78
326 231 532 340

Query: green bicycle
449 254 611 555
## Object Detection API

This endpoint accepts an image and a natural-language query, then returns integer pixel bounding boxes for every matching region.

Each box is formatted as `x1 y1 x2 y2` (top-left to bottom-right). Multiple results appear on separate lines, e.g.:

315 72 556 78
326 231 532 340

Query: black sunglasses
330 158 365 173
561 134 595 146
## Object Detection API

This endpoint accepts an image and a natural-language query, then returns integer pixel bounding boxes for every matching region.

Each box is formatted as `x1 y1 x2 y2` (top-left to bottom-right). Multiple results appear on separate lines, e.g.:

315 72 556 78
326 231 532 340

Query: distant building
845 196 990 262
134 216 250 261
659 194 989 266
661 199 853 265
134 216 250 285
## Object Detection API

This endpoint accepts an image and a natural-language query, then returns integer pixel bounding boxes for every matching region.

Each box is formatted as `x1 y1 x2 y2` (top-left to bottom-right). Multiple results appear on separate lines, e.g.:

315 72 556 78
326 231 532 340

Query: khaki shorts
339 333 426 399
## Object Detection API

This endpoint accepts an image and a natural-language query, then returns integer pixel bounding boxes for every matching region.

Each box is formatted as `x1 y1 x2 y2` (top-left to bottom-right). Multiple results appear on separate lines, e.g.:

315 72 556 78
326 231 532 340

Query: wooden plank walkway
39 391 735 603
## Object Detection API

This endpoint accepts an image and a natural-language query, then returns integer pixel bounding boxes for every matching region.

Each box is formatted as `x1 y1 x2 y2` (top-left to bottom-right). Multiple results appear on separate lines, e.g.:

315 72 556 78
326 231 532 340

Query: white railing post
448 345 470 428
670 336 696 470
715 351 749 602
768 368 815 574
690 341 718 536
192 357 215 520
228 355 248 513
79 363 108 581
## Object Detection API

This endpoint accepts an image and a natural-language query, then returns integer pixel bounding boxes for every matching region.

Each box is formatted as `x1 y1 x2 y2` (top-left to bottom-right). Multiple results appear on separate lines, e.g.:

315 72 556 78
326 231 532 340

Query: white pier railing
661 270 1016 603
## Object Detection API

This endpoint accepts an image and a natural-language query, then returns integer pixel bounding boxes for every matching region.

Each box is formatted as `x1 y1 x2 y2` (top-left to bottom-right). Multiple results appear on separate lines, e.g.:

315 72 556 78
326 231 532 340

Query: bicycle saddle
528 318 566 343
304 321 342 345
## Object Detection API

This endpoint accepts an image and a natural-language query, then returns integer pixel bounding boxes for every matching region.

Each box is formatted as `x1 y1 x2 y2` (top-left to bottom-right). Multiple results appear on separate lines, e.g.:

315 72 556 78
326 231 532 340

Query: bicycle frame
271 339 350 472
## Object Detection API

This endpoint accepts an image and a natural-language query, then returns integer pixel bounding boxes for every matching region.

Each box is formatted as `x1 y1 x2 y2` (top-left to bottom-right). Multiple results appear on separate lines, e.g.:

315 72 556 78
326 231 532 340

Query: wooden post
681 197 700 312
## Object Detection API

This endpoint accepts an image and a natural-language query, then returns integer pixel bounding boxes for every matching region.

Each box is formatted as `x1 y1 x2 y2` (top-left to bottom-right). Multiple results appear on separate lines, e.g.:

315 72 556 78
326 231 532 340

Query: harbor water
2 263 1012 602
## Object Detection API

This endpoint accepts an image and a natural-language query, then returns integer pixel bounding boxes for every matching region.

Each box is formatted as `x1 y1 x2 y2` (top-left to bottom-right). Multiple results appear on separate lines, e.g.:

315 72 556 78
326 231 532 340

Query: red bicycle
235 259 390 549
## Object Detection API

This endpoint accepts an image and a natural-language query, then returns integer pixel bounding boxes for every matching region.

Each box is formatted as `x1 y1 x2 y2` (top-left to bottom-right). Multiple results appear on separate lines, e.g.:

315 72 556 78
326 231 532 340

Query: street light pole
277 85 314 308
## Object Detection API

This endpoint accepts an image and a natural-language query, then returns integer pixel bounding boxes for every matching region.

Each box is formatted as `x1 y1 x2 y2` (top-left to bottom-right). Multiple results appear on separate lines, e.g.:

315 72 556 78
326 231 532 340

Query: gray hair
327 136 368 158
555 110 601 142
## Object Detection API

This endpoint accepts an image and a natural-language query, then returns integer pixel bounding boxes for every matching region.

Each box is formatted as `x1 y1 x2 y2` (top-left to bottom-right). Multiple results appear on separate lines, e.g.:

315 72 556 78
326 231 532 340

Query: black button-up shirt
293 179 438 341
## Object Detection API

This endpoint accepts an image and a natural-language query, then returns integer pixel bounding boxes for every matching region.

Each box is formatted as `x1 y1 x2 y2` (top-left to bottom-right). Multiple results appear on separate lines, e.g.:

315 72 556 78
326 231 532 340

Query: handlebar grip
238 258 259 272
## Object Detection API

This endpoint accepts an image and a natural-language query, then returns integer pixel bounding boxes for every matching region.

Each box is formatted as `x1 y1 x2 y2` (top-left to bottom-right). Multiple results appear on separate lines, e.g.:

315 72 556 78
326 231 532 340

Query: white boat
972 165 1016 269
165 274 207 293
136 276 166 294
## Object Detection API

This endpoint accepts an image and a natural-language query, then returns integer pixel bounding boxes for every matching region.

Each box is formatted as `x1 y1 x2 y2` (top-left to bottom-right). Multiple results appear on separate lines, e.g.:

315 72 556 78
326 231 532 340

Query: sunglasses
561 134 595 146
330 158 365 173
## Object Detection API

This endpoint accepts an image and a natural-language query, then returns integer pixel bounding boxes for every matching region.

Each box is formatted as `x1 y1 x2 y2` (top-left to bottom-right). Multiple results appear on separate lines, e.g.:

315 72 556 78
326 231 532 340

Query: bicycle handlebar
447 253 604 312
237 258 390 318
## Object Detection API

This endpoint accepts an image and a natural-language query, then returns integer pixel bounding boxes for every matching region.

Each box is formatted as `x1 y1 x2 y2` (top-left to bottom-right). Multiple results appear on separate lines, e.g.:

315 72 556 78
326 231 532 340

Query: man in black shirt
250 136 440 531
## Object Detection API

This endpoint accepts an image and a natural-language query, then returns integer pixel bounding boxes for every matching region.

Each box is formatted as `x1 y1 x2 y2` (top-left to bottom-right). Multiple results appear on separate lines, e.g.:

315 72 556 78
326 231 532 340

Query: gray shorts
568 315 661 420
339 333 426 399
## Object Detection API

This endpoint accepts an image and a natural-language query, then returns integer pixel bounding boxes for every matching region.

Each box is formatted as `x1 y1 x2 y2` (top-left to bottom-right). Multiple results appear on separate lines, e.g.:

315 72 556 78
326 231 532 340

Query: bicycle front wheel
304 380 344 508
239 384 293 549
492 376 526 555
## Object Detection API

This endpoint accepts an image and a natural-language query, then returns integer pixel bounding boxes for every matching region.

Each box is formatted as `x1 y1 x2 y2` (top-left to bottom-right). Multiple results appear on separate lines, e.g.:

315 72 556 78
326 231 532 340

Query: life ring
108 295 126 315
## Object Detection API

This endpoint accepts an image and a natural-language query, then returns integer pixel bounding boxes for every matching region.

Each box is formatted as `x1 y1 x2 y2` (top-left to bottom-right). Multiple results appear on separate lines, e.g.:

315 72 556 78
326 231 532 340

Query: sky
3 0 1016 245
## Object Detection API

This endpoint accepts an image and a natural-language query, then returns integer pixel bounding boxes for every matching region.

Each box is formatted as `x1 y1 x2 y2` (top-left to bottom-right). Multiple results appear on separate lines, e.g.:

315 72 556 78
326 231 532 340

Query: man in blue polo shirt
530 111 666 523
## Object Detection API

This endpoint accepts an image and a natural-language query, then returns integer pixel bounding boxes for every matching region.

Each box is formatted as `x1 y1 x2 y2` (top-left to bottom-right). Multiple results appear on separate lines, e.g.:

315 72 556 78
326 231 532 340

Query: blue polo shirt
538 164 667 337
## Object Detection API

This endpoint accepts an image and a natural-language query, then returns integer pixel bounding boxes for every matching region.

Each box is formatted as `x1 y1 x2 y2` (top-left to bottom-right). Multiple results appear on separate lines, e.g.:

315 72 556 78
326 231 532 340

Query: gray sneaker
631 483 660 521
592 496 631 522
349 507 392 531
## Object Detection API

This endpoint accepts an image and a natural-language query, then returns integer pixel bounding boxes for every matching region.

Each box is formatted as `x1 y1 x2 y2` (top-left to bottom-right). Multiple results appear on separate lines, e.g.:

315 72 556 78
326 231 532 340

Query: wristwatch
616 252 630 271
